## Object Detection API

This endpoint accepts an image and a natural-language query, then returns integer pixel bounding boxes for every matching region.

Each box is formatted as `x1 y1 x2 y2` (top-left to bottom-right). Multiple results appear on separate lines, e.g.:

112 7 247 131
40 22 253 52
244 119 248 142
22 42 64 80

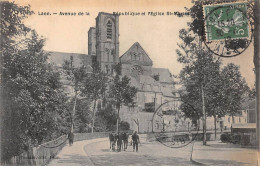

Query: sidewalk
191 140 259 166
48 137 107 166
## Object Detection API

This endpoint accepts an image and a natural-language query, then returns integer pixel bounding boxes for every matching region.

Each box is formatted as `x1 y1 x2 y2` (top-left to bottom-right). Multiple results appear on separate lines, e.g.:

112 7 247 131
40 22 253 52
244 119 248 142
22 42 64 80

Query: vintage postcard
0 0 259 166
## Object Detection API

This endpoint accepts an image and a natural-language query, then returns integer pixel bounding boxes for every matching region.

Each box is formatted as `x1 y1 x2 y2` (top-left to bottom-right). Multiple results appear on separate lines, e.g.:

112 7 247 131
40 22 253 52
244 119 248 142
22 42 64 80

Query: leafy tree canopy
1 2 70 161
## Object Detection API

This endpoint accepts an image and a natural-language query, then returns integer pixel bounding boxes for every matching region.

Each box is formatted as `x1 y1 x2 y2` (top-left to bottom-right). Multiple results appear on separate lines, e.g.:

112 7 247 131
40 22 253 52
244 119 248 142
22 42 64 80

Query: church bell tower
95 12 119 74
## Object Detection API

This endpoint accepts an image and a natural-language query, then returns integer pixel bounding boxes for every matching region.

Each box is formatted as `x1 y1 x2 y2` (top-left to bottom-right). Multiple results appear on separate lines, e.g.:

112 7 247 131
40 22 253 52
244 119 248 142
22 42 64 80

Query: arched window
137 54 140 61
138 53 142 61
133 53 137 60
107 20 112 40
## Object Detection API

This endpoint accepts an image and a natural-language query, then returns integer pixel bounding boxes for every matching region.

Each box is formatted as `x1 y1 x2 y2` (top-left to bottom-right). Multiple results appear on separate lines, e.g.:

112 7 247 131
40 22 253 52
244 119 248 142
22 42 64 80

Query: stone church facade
49 12 189 133
118 42 186 133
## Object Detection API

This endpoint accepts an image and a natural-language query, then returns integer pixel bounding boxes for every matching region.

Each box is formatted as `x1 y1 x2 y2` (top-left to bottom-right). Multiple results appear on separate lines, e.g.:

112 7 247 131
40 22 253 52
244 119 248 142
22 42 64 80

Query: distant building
231 123 256 146
118 42 190 133
246 99 256 123
199 98 256 131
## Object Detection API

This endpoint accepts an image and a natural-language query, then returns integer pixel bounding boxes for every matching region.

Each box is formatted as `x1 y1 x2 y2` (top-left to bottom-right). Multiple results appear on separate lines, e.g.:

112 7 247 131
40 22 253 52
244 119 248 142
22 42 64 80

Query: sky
14 0 255 88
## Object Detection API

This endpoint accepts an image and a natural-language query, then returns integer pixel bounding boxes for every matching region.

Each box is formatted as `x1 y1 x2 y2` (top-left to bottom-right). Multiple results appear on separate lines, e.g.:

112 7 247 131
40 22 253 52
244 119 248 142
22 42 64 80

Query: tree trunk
253 0 260 151
197 118 200 131
116 106 120 134
199 36 207 145
137 123 139 133
137 119 139 133
91 99 97 133
231 114 234 124
201 84 207 145
71 90 78 133
214 114 217 140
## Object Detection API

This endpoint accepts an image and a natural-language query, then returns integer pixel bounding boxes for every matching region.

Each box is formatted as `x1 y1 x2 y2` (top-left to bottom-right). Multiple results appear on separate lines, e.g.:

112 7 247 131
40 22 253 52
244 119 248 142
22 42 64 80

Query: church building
48 12 186 133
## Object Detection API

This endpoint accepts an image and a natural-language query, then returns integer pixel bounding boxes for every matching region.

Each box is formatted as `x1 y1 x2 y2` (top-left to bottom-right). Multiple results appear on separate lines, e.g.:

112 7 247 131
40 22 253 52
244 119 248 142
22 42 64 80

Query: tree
80 71 108 133
178 31 250 142
74 99 92 133
119 121 130 131
96 103 118 131
0 2 33 54
109 75 137 133
248 87 256 99
220 63 249 124
178 0 255 144
62 57 86 132
177 28 223 144
205 65 226 139
1 2 69 161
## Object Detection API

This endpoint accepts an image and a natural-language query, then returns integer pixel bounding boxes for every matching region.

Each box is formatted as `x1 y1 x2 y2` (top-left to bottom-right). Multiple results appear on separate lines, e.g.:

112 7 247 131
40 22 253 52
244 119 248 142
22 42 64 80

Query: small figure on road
109 132 113 149
132 131 140 152
117 132 124 152
109 132 116 151
122 132 129 151
68 132 74 146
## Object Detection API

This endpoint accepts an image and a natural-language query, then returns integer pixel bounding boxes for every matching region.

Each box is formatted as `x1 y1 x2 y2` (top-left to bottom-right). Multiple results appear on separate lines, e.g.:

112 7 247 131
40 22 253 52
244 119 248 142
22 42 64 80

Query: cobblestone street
84 139 195 165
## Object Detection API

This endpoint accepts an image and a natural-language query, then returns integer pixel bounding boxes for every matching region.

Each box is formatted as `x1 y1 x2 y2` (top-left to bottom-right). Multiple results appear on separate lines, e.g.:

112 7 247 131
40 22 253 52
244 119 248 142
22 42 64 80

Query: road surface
49 137 196 165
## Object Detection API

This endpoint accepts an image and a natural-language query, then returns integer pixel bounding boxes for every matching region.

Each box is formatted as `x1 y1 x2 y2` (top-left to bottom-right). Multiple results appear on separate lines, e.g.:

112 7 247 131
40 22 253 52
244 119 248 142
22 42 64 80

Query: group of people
68 130 140 152
109 131 140 152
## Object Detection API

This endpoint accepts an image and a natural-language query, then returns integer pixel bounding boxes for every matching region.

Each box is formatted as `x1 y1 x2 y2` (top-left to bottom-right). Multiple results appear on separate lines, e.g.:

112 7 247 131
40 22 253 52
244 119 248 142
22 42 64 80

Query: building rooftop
120 42 153 66
232 123 256 129
151 68 174 84
46 51 92 68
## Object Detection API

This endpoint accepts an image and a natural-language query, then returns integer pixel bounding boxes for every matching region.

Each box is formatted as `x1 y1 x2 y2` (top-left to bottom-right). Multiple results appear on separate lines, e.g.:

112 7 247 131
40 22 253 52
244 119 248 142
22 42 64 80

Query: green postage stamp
204 2 249 41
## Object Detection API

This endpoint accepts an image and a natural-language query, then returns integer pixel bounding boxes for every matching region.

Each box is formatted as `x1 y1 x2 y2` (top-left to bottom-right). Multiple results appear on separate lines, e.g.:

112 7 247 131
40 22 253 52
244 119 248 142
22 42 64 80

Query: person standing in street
123 132 129 151
68 132 74 146
117 132 124 152
131 131 140 152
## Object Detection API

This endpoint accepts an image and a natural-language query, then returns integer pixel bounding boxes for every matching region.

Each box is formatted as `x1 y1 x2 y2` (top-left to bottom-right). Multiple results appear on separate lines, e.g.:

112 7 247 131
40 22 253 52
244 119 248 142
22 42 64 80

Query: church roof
151 68 174 84
47 51 92 68
120 42 153 66
128 75 175 97
128 75 163 93
140 76 161 93
139 75 158 85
